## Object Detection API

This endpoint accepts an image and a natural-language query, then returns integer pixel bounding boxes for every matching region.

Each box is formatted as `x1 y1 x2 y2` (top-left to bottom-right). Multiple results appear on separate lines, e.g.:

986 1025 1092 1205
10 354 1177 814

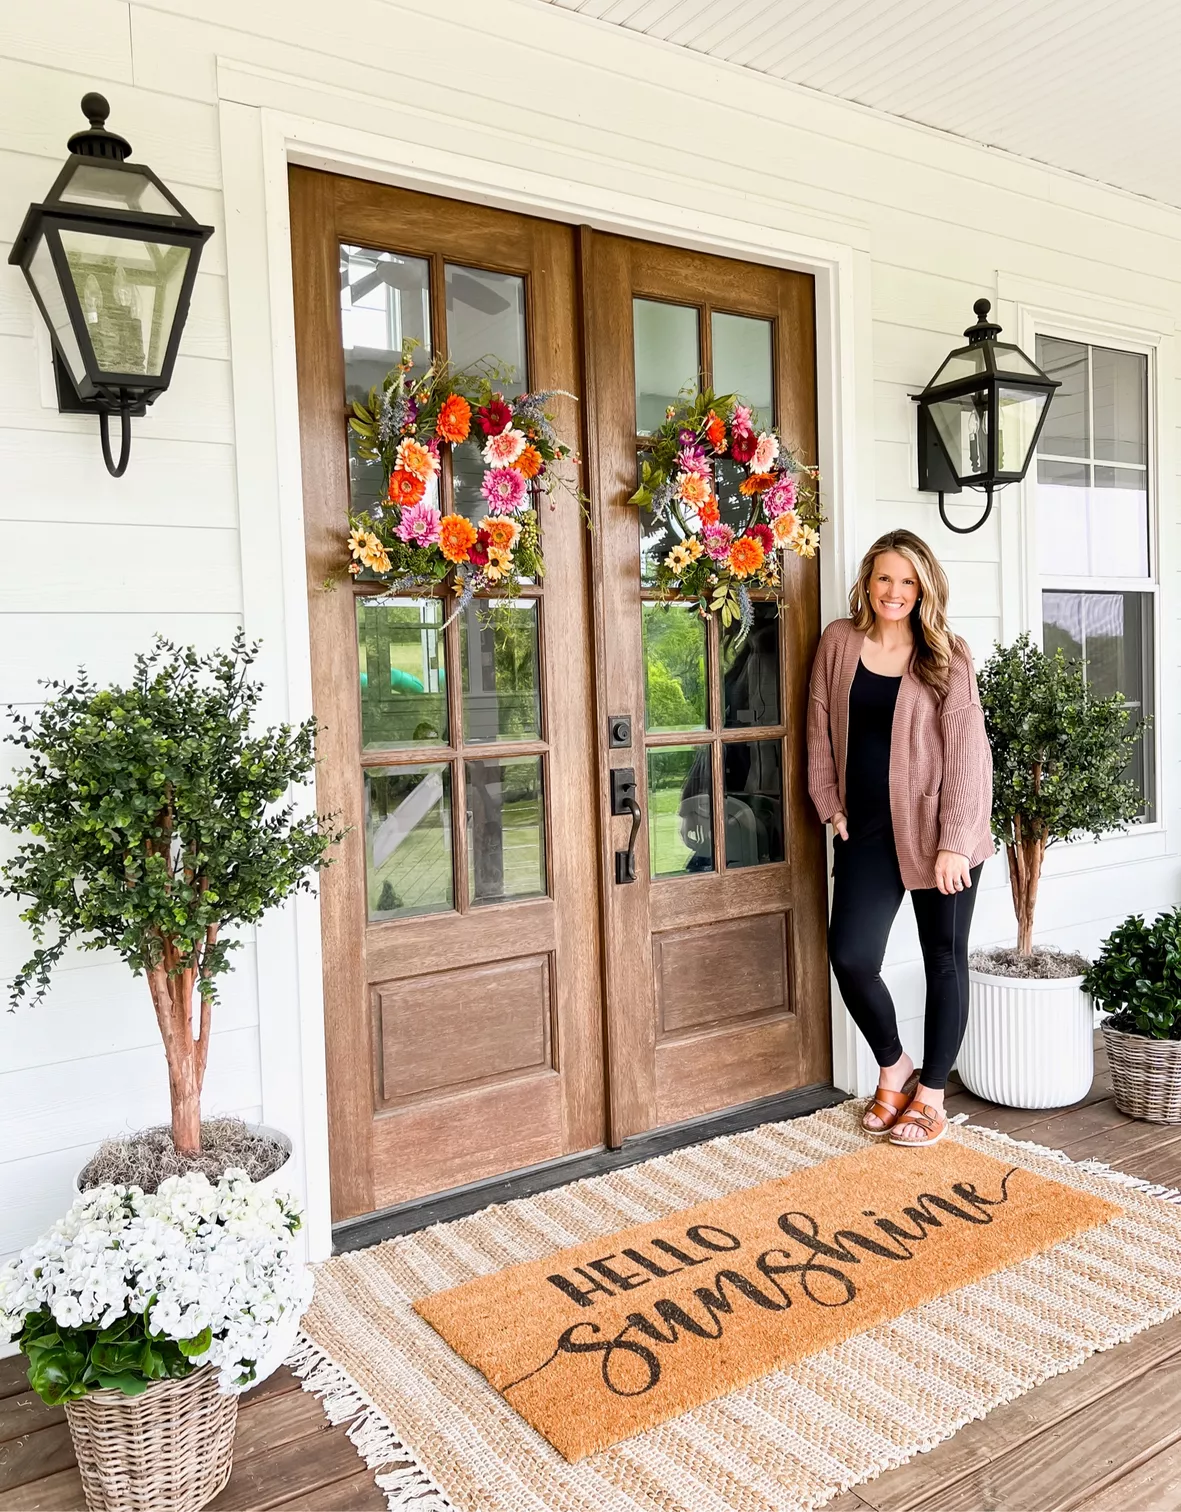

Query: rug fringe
948 1112 1181 1204
286 1334 457 1511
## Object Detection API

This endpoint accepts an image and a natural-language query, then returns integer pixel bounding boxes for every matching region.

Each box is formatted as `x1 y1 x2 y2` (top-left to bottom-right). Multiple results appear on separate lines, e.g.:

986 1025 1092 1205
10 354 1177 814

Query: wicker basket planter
64 1366 238 1512
1102 1023 1181 1124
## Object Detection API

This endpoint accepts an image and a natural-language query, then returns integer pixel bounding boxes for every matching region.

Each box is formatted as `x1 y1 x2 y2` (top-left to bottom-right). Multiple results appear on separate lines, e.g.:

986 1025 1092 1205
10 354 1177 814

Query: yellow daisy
790 525 820 559
665 543 693 573
685 536 704 560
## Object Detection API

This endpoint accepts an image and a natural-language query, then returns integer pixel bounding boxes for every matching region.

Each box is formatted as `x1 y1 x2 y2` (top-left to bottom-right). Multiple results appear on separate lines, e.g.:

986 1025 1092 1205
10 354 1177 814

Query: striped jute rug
291 1101 1181 1512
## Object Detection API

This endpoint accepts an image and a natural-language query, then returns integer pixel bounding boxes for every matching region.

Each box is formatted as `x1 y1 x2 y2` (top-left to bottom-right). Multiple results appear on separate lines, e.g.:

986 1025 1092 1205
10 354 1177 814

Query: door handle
615 795 642 884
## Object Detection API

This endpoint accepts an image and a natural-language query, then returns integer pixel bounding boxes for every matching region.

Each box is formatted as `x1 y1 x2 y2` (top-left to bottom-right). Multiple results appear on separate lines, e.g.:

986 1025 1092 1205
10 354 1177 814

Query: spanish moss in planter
0 634 346 1177
959 635 1145 1109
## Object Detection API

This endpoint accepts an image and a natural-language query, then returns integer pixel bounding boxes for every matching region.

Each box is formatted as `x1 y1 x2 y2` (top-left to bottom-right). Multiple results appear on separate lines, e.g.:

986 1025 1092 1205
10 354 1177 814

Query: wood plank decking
3 1034 1180 1512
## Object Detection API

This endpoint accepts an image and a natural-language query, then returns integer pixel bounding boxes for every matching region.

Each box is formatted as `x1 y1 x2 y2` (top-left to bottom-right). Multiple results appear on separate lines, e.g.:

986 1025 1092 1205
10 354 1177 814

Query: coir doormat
293 1104 1181 1512
414 1138 1118 1460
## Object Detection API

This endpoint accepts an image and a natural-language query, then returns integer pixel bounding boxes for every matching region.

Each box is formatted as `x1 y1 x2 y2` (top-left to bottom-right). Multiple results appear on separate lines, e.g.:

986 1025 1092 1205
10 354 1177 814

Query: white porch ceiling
537 0 1181 211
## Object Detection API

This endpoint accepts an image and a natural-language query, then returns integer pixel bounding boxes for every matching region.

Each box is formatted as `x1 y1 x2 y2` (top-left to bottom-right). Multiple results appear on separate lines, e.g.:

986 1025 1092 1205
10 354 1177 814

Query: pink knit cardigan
807 617 995 890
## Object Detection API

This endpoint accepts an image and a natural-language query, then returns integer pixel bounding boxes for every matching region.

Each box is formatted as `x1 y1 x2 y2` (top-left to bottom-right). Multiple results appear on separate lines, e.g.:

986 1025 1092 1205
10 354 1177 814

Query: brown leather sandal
888 1100 948 1147
861 1084 914 1137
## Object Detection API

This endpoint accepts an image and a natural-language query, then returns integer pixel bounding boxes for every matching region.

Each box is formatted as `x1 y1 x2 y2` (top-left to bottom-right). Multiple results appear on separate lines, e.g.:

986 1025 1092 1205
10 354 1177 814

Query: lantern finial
964 298 1002 344
68 93 132 162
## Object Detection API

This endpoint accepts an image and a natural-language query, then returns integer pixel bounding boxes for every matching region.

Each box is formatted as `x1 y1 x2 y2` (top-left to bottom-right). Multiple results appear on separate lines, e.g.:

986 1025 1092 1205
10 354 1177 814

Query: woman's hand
934 849 972 895
831 811 849 841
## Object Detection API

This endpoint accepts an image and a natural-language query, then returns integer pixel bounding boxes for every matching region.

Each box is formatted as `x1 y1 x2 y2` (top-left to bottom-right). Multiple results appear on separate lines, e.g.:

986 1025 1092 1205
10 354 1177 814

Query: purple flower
395 500 442 547
702 523 734 561
677 428 696 447
764 477 797 518
480 467 527 513
677 445 710 477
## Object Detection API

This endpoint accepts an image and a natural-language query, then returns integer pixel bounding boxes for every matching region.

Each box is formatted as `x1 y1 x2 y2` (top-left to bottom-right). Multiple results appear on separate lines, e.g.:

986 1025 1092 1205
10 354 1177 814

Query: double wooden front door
290 170 830 1224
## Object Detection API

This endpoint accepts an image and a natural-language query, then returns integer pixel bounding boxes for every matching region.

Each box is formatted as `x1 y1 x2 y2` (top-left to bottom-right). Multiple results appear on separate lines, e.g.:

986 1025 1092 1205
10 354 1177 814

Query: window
1035 336 1155 820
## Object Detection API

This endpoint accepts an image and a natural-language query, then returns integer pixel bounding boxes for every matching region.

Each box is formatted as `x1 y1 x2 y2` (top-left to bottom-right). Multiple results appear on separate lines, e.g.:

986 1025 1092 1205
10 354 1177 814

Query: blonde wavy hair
848 529 955 694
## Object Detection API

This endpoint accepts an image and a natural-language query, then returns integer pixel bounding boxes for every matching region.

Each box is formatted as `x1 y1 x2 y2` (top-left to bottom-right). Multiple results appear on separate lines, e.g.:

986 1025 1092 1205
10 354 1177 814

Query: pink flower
677 445 711 477
752 433 779 473
731 403 754 438
482 427 527 468
701 523 734 561
481 466 527 513
748 523 774 556
394 500 442 547
764 476 797 518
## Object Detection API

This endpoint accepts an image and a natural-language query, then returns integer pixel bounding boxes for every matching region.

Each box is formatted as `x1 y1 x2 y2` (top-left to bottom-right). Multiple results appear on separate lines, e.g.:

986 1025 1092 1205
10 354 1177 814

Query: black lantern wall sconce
9 94 214 477
913 299 1060 534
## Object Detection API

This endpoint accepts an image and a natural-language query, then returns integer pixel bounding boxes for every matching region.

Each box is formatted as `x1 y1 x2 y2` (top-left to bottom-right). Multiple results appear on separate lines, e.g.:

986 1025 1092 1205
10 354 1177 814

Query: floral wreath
346 340 579 615
629 389 822 628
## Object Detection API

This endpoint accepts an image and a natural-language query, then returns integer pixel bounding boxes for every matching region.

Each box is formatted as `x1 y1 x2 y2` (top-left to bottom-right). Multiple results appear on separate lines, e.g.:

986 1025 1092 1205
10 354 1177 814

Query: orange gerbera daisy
677 472 711 508
481 515 521 552
394 438 438 480
514 444 543 480
388 468 427 507
739 472 776 496
728 535 766 578
697 497 720 527
439 513 478 563
705 409 726 452
436 393 472 445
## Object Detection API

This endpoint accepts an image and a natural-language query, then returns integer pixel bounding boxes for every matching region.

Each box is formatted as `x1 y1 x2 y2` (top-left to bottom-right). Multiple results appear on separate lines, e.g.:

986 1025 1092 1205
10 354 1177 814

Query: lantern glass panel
28 236 86 386
931 346 988 385
59 229 190 377
991 343 1044 379
55 162 177 217
997 386 1047 475
929 389 990 481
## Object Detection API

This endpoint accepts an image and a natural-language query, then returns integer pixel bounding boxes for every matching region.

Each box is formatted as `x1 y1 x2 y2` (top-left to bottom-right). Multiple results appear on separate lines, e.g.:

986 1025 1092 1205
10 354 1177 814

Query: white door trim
216 65 870 1258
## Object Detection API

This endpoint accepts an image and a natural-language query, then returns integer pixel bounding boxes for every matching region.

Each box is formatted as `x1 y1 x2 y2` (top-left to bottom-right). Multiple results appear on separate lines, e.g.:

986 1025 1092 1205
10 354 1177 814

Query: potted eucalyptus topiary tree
0 633 343 1188
960 634 1144 1110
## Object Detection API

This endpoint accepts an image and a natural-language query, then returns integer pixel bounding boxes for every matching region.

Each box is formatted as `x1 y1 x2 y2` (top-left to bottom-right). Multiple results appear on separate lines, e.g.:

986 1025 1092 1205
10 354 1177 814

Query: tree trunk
1006 819 1047 957
147 958 209 1155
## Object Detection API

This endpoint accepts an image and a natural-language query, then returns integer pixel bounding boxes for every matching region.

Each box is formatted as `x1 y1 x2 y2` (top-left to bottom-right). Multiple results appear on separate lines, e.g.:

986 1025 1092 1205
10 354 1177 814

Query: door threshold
332 1081 848 1253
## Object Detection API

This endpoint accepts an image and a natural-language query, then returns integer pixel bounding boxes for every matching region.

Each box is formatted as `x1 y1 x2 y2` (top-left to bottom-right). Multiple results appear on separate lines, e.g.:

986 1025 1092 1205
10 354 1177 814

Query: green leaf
93 1372 151 1396
178 1327 212 1358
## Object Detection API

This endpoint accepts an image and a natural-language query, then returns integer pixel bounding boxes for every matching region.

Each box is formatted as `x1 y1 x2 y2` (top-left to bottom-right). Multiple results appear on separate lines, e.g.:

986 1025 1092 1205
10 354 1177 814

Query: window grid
1035 332 1157 821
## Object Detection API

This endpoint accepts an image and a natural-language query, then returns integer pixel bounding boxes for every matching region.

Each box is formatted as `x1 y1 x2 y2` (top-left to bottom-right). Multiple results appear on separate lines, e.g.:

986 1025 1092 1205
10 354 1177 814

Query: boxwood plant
0 634 344 1153
1082 907 1181 1040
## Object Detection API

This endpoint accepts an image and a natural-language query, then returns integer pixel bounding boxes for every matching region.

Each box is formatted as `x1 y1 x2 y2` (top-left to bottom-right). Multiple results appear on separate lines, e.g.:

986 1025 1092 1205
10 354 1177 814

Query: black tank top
845 659 901 841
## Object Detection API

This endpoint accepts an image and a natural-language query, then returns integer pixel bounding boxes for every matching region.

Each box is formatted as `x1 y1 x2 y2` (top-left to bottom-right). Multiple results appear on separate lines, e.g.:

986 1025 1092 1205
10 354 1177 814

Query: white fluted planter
958 969 1093 1109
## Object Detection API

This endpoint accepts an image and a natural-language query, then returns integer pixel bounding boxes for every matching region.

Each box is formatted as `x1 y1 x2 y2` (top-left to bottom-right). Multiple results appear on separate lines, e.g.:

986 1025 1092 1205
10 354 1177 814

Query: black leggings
828 833 982 1090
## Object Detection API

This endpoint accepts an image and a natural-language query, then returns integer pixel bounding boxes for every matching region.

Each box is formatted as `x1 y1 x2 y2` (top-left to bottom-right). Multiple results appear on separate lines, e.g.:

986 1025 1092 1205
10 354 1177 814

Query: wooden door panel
291 169 604 1221
370 1072 564 1208
583 229 830 1144
655 1018 804 1127
654 912 790 1036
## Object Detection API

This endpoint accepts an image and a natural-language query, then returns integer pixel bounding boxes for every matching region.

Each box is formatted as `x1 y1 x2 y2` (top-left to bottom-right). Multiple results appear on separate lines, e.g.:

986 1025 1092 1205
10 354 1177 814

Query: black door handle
615 795 641 884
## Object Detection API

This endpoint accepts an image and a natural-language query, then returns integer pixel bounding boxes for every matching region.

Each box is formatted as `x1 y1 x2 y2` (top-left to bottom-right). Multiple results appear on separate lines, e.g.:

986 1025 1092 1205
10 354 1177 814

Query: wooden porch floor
3 1034 1181 1512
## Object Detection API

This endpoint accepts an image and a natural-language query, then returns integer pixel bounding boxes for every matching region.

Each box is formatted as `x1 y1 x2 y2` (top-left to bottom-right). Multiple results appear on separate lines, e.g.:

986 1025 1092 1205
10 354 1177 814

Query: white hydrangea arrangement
0 1169 313 1405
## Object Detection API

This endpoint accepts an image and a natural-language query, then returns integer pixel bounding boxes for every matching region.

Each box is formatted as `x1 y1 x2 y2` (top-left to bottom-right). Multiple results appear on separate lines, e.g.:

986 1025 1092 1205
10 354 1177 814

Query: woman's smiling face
868 550 920 624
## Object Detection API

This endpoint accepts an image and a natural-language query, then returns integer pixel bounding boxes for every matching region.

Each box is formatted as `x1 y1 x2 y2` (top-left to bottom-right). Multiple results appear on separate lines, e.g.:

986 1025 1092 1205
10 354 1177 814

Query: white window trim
1004 297 1170 859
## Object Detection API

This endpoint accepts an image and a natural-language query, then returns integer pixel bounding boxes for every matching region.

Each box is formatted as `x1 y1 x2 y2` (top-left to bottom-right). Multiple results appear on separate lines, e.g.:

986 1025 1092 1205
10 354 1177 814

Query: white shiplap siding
0 0 1178 1260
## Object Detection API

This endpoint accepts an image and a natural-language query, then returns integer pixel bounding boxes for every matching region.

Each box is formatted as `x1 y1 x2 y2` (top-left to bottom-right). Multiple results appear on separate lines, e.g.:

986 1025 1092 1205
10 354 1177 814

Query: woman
807 529 993 1147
